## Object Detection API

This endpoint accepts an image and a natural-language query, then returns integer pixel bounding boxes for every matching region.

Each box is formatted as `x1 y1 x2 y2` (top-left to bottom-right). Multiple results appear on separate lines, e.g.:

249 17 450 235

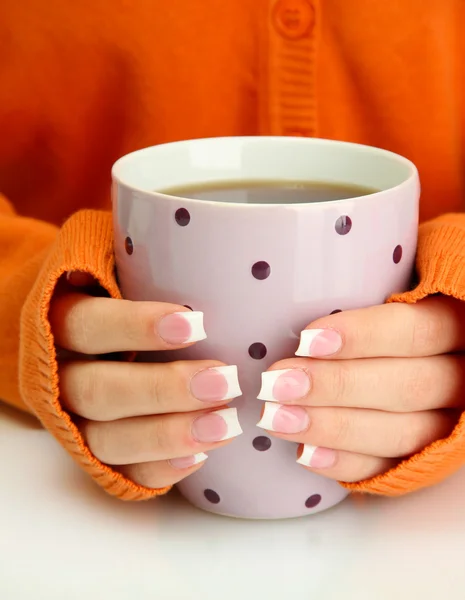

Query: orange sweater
2 0 465 500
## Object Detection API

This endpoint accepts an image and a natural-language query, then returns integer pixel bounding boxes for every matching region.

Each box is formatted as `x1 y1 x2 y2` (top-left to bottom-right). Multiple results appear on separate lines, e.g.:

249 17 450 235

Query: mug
112 136 419 519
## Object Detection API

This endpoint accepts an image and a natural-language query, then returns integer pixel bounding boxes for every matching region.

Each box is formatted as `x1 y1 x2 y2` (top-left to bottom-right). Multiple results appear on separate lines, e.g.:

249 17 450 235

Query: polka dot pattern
116 161 414 518
335 215 352 235
393 245 403 264
175 208 191 226
252 436 272 451
125 237 134 255
204 489 220 504
305 494 322 509
248 342 267 360
252 261 271 280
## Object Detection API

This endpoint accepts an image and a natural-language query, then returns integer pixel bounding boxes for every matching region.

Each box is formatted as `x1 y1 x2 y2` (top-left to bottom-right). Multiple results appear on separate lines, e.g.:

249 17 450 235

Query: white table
2 404 465 600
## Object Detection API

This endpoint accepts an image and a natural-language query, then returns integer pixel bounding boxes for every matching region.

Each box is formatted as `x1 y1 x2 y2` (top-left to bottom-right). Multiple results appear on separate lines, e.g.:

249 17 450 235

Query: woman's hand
49 272 242 490
257 295 465 482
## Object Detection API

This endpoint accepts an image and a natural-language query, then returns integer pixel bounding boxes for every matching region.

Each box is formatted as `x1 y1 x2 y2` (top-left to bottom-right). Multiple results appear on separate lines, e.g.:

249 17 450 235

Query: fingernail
158 311 206 344
296 329 342 357
66 270 94 287
297 445 337 469
192 407 243 443
190 365 242 402
256 403 309 434
257 369 310 402
169 452 208 470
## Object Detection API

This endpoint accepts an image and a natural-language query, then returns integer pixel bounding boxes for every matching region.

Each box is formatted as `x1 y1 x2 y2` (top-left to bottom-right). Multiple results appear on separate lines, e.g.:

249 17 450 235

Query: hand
257 295 465 483
49 272 242 490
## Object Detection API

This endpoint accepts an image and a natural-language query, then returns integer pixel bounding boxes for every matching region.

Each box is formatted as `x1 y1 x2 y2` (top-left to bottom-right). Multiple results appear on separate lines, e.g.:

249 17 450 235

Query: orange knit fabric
2 0 465 500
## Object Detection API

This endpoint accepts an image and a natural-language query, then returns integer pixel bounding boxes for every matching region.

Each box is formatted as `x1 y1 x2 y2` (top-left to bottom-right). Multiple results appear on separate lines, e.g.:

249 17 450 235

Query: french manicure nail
297 445 337 469
169 452 208 470
296 329 342 357
158 311 207 344
192 407 243 443
257 369 310 402
190 365 242 402
256 403 309 434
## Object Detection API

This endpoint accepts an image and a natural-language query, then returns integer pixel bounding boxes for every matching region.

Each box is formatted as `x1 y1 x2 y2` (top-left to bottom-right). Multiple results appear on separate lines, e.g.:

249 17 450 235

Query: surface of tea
160 180 378 204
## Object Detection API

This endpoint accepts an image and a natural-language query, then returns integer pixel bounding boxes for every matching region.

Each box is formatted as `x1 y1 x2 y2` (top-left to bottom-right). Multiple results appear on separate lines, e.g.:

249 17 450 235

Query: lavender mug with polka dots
112 137 419 519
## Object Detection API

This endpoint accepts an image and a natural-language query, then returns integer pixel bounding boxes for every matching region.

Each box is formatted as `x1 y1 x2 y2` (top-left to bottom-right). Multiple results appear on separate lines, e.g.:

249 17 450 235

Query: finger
66 271 98 288
59 359 242 420
81 406 242 465
259 354 465 411
119 454 208 489
295 295 465 359
256 404 456 457
49 292 207 354
296 446 398 483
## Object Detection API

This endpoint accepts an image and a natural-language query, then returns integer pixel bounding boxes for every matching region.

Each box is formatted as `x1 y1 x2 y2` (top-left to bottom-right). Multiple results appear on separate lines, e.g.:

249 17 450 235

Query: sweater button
272 0 315 40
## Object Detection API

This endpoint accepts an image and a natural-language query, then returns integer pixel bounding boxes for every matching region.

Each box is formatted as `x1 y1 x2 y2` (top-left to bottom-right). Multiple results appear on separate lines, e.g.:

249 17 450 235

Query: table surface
1 404 465 600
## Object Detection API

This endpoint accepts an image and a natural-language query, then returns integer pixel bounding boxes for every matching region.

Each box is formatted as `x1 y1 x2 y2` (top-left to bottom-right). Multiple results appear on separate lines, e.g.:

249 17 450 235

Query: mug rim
112 136 419 209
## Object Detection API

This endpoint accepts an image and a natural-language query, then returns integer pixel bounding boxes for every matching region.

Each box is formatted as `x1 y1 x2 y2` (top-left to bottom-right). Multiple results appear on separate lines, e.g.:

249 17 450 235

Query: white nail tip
296 444 318 466
295 329 324 356
192 452 208 465
257 369 291 401
214 365 242 400
216 407 243 441
256 402 281 431
178 311 207 343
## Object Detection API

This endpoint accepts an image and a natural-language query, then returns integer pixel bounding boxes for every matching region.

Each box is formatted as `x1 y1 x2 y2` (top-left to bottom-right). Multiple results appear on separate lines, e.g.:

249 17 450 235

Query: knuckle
398 365 432 411
146 364 175 414
330 410 351 447
146 367 163 410
119 301 144 346
410 314 442 355
149 416 172 456
391 416 419 456
64 297 94 352
72 363 103 419
331 363 355 404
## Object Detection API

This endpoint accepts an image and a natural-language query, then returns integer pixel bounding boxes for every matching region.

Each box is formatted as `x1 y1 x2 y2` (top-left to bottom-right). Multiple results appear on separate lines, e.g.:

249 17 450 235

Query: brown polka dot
393 245 403 264
204 489 220 504
252 436 272 451
252 261 271 280
248 342 267 360
335 216 352 235
305 494 322 509
125 237 134 255
175 208 191 226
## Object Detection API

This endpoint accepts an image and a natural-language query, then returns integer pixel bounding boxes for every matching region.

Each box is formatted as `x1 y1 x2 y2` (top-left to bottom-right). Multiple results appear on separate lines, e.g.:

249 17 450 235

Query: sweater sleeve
343 213 465 496
18 209 169 501
0 193 58 412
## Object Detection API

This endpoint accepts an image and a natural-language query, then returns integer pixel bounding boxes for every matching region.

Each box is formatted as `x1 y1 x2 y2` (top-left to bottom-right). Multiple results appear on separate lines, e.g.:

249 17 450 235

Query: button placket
264 0 319 138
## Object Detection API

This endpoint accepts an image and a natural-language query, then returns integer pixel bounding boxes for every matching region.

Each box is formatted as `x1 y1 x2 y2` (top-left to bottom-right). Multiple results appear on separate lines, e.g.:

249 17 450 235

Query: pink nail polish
296 329 342 357
192 408 243 443
190 366 242 402
297 445 337 468
169 453 208 470
257 369 310 402
257 403 309 434
158 311 206 344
